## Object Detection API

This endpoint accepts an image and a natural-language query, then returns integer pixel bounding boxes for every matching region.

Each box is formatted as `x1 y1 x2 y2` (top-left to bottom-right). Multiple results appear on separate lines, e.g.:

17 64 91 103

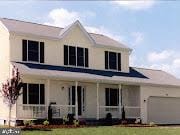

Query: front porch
16 79 141 122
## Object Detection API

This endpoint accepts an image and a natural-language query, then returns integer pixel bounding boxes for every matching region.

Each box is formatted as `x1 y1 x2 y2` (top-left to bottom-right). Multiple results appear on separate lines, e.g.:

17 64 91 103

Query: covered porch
16 78 141 121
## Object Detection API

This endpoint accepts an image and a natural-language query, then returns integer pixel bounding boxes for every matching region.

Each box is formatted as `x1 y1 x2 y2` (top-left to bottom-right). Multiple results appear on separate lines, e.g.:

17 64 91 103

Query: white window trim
66 45 88 68
106 51 121 72
106 88 119 112
106 88 119 106
25 83 45 105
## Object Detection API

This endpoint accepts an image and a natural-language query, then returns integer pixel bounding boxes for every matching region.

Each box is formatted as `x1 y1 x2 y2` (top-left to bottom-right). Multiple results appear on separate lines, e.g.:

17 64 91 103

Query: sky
0 0 180 78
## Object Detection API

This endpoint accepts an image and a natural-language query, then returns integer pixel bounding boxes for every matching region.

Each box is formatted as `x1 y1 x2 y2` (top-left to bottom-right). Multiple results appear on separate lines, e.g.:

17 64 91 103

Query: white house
0 18 180 126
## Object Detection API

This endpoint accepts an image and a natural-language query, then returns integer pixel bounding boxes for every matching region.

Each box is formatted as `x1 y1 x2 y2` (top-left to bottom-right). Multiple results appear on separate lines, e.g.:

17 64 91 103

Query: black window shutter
22 83 27 104
85 48 89 67
105 88 110 106
118 53 121 71
22 40 27 61
64 45 68 65
40 42 44 63
105 51 108 69
40 84 45 104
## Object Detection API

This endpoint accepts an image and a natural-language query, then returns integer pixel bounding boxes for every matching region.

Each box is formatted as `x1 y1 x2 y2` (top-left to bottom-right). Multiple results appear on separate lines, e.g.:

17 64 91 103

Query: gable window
23 83 45 104
22 39 44 63
64 45 89 67
105 51 121 71
105 88 119 106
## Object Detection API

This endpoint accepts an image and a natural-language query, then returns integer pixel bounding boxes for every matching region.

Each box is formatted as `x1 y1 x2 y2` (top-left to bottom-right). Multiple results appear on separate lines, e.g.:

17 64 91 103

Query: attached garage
147 96 180 124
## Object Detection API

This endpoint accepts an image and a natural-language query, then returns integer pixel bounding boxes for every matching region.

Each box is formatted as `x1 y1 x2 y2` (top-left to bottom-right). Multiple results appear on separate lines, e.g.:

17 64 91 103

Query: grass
22 126 180 135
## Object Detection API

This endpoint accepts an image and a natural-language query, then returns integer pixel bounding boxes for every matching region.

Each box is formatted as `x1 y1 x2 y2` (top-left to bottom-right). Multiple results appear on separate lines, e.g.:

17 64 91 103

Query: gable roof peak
59 20 96 45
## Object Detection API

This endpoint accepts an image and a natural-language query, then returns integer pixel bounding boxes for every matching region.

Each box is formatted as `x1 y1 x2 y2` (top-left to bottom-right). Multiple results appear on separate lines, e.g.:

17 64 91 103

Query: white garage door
148 96 180 124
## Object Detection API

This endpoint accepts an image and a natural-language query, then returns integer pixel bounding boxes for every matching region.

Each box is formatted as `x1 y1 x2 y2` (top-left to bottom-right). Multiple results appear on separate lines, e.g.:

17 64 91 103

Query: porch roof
12 62 180 87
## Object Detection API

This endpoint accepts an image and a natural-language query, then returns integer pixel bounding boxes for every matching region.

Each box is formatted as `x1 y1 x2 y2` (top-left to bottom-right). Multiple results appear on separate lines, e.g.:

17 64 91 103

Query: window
28 41 39 62
109 52 117 70
105 88 119 106
105 51 121 71
23 83 45 104
64 45 89 67
22 40 44 63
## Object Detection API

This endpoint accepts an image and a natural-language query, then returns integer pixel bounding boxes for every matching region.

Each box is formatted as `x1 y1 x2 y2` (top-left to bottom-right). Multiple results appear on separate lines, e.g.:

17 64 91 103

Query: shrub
63 114 75 125
67 114 75 125
105 113 112 126
23 120 33 127
43 120 49 126
73 120 79 127
149 122 156 126
63 116 69 125
135 118 141 124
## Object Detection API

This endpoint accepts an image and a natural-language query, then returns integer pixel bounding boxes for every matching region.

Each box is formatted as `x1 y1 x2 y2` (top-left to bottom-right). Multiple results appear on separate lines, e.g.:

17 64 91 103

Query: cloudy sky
0 1 180 78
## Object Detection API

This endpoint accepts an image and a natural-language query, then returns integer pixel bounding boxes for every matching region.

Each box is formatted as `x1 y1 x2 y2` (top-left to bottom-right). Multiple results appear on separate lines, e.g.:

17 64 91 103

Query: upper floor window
64 45 89 67
22 40 44 63
105 51 121 71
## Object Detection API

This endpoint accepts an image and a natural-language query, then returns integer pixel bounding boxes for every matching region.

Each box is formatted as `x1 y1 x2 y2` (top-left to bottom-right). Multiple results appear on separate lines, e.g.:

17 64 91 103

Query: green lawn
22 126 180 135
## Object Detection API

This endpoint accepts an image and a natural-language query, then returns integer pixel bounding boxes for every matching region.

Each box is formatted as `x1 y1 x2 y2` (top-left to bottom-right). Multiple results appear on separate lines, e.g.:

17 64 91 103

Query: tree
0 66 23 127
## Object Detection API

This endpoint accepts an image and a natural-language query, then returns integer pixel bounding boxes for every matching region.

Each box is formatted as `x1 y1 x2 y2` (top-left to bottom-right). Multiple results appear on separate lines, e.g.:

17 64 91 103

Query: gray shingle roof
0 18 131 50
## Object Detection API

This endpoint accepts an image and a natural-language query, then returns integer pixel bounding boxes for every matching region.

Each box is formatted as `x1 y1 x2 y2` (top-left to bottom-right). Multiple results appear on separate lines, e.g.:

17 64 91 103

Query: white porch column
96 83 100 120
75 81 78 119
118 84 122 119
46 79 50 118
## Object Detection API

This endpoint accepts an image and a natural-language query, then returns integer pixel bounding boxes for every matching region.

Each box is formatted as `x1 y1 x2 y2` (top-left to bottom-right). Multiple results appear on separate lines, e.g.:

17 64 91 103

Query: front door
69 86 85 116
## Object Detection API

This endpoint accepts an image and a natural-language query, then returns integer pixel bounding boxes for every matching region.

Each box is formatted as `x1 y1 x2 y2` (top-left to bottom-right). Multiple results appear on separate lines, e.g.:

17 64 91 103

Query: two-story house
0 18 180 126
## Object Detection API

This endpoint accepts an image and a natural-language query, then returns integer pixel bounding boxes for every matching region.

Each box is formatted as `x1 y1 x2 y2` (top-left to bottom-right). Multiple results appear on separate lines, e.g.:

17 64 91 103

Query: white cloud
131 32 144 46
45 8 81 27
173 59 180 69
45 8 125 42
145 50 180 78
147 50 175 63
131 50 180 78
112 0 155 10
85 26 124 42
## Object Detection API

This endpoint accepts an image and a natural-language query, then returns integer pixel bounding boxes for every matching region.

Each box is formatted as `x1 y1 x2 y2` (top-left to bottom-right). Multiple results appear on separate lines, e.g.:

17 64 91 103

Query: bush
63 114 75 125
73 120 79 127
149 122 156 126
43 120 49 126
135 118 141 124
67 114 75 125
105 113 112 126
23 120 33 127
63 116 69 125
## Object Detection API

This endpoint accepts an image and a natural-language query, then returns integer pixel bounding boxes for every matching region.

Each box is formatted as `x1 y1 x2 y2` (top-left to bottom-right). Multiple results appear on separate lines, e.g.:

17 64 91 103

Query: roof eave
94 44 132 52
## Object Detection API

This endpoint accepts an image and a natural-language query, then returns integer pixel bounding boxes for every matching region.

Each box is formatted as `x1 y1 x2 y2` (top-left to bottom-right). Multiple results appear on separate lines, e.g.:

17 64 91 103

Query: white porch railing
99 106 120 118
17 104 140 120
17 104 47 119
17 104 76 119
51 105 76 118
99 105 141 119
124 106 141 118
